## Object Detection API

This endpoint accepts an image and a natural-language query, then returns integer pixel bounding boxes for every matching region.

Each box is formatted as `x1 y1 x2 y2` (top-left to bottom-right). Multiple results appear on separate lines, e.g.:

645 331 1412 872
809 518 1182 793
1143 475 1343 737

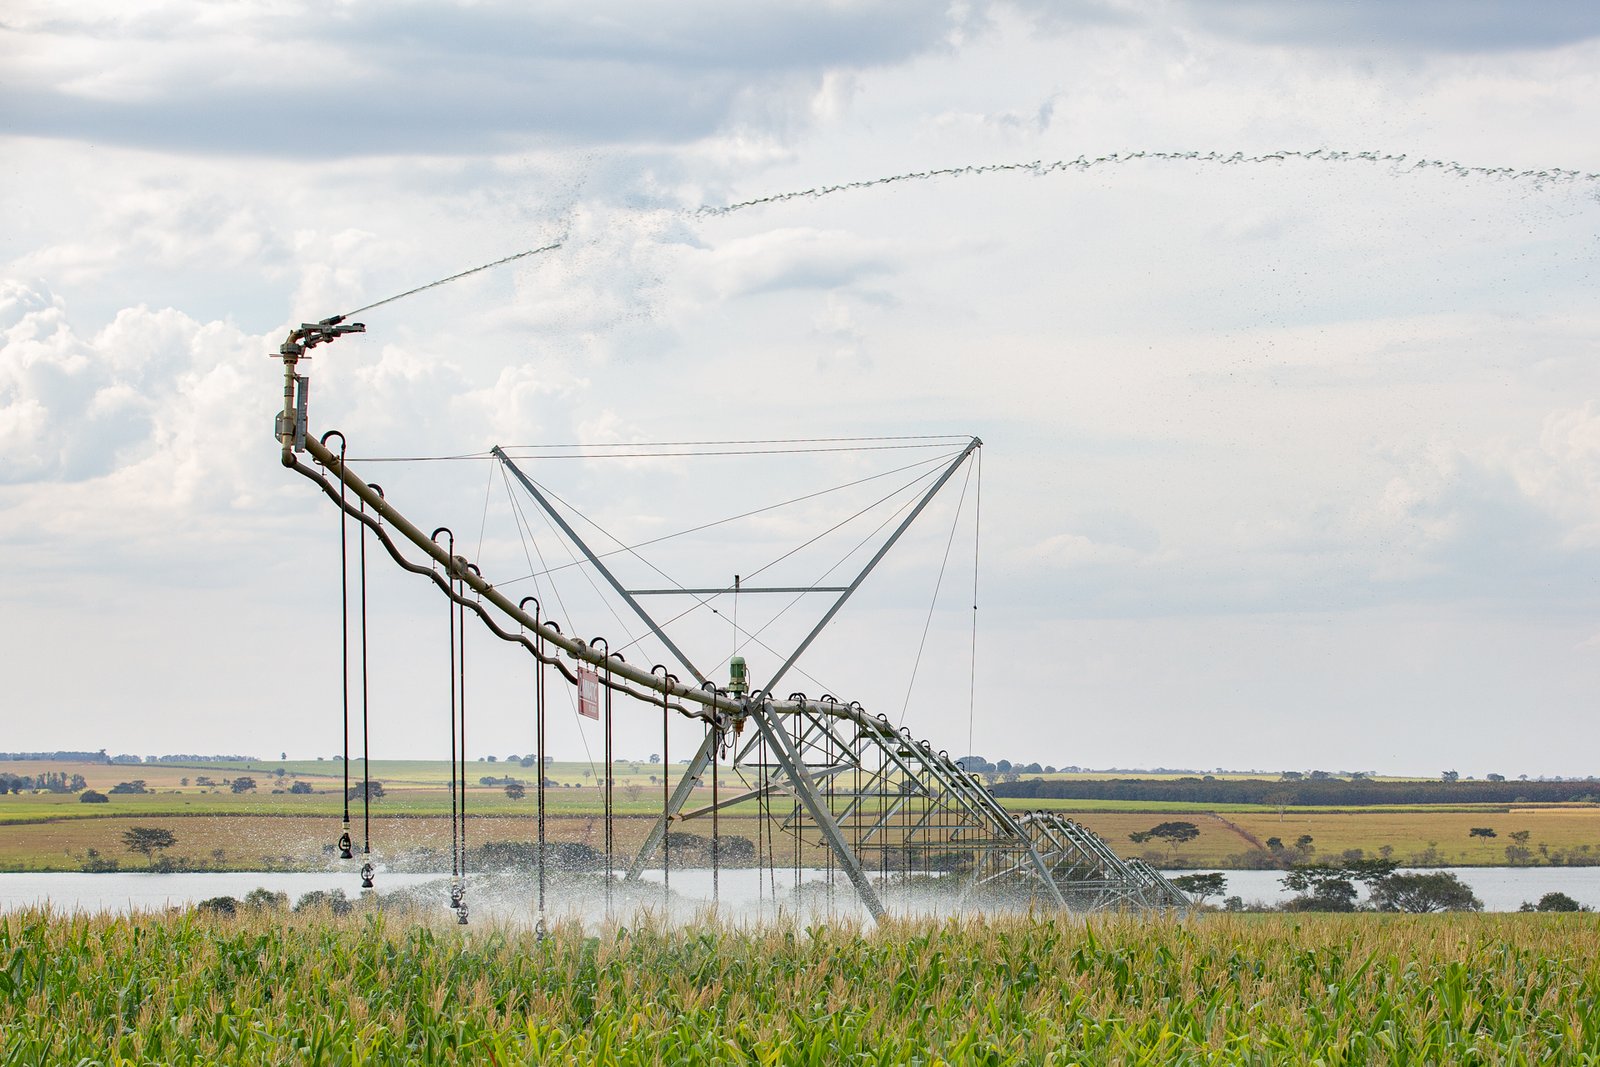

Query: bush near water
4 908 1600 1064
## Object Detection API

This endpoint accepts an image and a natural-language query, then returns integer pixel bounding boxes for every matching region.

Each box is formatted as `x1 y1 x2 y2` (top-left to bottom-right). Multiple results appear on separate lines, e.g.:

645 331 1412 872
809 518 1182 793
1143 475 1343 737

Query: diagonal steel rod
760 437 981 697
494 446 707 684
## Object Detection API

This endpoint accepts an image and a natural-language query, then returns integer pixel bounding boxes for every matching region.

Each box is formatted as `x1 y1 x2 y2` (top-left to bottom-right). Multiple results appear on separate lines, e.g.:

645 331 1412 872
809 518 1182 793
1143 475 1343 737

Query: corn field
3 906 1598 1064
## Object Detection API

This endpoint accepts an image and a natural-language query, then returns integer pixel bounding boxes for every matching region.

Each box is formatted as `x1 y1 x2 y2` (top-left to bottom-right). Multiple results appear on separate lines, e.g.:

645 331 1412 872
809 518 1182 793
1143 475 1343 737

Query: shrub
1519 891 1586 913
79 790 109 804
293 889 353 916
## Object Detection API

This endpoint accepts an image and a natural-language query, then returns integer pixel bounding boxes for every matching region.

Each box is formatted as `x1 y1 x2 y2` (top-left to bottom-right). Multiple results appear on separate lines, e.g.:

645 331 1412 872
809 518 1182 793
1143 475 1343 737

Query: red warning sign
577 667 600 720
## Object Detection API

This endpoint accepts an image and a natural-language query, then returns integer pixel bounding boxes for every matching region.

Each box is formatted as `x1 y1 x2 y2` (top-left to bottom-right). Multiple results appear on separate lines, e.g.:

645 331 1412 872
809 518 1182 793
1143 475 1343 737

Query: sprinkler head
456 902 469 925
360 863 375 889
337 830 353 860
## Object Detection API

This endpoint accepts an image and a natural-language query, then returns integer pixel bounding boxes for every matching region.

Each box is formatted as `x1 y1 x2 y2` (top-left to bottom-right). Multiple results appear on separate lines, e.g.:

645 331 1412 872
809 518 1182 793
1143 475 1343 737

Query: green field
4 907 1598 1063
3 759 1599 873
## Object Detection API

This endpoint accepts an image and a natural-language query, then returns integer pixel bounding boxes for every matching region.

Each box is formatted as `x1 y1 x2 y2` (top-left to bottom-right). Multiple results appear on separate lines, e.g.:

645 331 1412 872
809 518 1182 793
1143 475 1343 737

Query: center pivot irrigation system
274 316 1188 923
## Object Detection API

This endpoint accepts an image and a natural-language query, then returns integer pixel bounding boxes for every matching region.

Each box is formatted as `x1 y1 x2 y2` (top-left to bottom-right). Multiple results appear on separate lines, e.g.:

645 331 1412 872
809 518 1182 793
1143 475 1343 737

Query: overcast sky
4 0 1599 777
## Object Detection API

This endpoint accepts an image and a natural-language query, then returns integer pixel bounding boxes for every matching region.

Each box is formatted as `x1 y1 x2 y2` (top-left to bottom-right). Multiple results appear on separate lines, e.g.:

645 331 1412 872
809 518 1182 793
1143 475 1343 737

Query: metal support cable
499 450 960 588
897 461 974 726
968 451 982 759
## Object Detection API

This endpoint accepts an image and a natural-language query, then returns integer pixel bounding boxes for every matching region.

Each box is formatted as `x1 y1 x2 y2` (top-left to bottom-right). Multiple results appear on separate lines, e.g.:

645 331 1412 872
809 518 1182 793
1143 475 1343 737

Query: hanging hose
324 431 355 862
653 665 672 905
593 636 614 918
457 565 473 924
705 685 721 908
522 597 547 937
434 528 462 917
359 488 376 890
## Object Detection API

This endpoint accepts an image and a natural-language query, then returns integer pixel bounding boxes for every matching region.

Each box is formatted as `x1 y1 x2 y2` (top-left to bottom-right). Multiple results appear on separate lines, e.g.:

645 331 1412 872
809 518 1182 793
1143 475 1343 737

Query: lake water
1169 867 1600 912
2 867 1595 917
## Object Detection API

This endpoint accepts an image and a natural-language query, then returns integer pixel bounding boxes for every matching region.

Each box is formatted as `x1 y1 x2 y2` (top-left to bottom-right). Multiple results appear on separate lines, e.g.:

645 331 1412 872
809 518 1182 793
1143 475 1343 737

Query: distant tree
1371 871 1482 913
1486 773 1506 783
649 753 661 764
1279 771 1303 781
245 888 289 910
1281 860 1396 912
346 782 385 800
1469 827 1497 838
288 781 313 795
1295 834 1315 852
109 780 148 795
1441 770 1460 783
1043 765 1057 774
1129 821 1201 847
1170 872 1226 905
79 790 109 804
294 889 353 915
122 826 177 865
486 755 497 763
995 759 1012 773
230 777 257 794
504 782 526 800
180 777 190 787
1520 891 1586 913
1265 836 1284 852
519 757 536 768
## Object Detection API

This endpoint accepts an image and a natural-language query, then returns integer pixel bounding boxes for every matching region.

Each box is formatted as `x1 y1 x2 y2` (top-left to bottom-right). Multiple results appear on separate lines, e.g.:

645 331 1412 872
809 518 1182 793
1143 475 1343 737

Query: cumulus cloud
0 282 155 482
0 0 971 157
0 282 277 555
1181 0 1600 53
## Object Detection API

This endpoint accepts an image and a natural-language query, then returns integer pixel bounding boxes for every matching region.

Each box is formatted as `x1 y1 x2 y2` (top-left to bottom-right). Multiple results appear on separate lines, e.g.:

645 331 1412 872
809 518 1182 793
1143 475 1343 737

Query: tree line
0 750 260 764
991 776 1599 806
0 771 88 794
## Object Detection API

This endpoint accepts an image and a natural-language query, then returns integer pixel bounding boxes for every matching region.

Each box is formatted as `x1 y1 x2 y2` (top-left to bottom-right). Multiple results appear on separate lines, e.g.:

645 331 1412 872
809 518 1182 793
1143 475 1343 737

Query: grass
3 908 1599 1064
